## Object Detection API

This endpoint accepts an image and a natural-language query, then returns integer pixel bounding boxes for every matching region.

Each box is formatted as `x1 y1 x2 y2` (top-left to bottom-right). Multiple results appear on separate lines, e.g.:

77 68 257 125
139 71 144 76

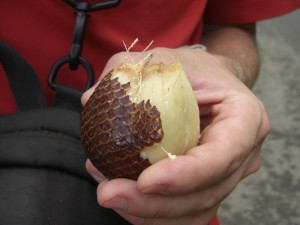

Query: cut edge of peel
119 38 154 99
121 39 180 162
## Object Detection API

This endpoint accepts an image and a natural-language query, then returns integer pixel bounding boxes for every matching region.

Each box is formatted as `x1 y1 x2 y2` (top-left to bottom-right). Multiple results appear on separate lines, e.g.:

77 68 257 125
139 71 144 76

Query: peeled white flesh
111 57 200 164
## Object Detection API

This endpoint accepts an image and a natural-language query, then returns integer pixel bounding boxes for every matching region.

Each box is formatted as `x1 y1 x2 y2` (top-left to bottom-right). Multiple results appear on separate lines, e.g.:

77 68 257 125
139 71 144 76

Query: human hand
82 47 270 225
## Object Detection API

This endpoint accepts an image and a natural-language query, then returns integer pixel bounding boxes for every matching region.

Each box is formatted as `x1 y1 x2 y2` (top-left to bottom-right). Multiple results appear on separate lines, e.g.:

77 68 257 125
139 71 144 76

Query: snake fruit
80 56 200 180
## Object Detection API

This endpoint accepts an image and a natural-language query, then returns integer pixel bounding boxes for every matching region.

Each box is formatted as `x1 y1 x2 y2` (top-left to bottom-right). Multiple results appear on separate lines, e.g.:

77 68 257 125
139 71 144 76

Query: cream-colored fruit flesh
111 60 200 164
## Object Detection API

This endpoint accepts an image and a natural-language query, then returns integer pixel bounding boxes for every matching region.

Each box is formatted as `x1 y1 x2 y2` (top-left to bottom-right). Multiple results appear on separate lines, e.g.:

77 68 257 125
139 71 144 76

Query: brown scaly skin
80 71 164 180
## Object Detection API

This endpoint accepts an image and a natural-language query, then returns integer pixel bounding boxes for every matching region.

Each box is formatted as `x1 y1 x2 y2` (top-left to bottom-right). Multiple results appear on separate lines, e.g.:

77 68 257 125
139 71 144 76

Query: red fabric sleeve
204 0 300 24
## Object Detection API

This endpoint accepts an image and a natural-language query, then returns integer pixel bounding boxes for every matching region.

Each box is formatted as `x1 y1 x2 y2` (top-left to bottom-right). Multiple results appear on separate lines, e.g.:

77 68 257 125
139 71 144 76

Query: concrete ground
218 9 300 225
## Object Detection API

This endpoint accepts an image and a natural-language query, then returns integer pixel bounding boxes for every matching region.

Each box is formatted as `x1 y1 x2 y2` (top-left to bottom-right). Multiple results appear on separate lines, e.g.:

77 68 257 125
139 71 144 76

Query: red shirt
0 1 299 224
1 0 300 115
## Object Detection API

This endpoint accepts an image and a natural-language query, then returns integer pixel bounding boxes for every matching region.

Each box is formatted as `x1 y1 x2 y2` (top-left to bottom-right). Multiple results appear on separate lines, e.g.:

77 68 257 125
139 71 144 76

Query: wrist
214 54 250 85
180 44 241 79
223 57 243 81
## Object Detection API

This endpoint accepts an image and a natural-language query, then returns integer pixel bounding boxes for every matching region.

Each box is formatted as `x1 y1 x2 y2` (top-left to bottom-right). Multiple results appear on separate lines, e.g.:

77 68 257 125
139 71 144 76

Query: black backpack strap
0 41 130 225
53 85 83 111
0 40 48 111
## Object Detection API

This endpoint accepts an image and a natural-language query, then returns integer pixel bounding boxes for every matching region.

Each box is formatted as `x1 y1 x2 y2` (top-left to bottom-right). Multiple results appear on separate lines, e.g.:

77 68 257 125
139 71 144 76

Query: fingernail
91 173 105 183
102 197 128 211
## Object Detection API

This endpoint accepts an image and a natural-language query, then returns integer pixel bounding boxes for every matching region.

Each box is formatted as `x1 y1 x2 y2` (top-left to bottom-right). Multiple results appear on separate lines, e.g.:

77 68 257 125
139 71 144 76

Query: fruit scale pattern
80 71 164 180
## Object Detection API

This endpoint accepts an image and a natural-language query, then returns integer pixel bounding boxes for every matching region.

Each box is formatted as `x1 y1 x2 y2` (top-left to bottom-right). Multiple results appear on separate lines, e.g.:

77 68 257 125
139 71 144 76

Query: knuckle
200 195 219 211
227 155 244 175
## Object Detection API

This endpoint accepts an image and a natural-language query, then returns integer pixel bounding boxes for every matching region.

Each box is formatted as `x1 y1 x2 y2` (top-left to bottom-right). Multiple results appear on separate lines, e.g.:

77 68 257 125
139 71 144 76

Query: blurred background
218 9 300 225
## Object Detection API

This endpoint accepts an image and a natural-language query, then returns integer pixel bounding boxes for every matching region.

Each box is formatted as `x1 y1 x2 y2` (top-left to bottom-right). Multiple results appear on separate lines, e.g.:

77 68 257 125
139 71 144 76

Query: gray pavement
218 9 300 225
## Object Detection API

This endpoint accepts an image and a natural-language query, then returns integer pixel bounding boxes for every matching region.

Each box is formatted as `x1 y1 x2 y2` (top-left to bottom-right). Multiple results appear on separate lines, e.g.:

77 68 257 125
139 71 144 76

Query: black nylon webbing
0 40 47 111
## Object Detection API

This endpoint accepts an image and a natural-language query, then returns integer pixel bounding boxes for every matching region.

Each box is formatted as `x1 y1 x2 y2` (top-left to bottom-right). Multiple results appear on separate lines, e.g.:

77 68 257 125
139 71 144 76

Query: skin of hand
81 46 270 225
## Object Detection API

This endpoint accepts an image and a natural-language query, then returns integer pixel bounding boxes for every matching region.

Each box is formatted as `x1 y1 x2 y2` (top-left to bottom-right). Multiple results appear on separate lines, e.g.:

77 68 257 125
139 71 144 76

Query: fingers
137 115 258 195
94 147 259 221
97 178 221 219
87 142 259 219
115 205 218 225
